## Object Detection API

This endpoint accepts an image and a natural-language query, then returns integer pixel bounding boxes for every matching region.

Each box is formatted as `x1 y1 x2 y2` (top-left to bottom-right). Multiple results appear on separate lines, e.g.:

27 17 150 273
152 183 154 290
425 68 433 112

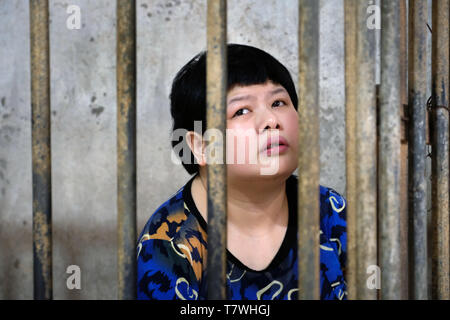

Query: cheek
285 111 299 137
225 124 259 163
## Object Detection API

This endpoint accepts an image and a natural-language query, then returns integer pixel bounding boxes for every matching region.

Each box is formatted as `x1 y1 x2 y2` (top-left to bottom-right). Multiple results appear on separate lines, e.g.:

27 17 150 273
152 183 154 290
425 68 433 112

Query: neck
196 169 289 236
227 175 288 236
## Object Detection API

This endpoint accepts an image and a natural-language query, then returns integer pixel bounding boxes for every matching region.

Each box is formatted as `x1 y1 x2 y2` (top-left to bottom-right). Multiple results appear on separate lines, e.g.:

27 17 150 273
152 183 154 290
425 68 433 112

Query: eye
232 107 250 118
272 100 287 107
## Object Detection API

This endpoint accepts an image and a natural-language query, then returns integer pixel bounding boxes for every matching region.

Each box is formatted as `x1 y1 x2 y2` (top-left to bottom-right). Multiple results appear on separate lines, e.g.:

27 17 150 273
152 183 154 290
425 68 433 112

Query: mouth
262 136 289 155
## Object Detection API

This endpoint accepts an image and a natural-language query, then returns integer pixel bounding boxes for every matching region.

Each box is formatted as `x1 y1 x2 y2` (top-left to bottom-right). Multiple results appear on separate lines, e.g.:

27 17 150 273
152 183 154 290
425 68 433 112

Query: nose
261 109 281 131
264 121 280 131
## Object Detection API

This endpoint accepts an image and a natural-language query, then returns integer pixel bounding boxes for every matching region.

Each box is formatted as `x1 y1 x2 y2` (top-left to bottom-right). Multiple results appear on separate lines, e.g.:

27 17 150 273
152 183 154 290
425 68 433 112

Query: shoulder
136 181 205 300
137 184 189 245
137 178 207 287
286 175 347 232
286 175 346 245
319 185 347 276
319 185 347 239
319 185 347 216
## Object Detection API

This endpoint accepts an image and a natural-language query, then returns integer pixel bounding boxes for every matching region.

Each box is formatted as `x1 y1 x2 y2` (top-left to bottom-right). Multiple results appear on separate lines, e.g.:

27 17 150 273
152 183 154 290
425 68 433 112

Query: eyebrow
227 87 287 106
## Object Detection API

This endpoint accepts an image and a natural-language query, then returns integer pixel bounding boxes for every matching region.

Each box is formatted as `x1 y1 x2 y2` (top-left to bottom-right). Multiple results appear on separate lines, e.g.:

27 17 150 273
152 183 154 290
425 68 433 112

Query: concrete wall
1 0 355 299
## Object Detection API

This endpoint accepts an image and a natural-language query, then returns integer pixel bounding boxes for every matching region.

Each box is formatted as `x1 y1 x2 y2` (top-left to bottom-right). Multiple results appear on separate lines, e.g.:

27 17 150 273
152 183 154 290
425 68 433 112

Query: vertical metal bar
399 0 409 300
431 0 450 300
117 0 137 300
379 0 402 300
355 0 377 300
407 0 428 300
206 0 227 300
30 0 52 300
344 0 358 300
298 0 320 300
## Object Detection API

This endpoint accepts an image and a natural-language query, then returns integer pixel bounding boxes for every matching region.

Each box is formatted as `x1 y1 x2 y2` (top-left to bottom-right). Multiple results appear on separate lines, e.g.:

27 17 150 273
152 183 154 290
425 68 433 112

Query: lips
263 136 289 152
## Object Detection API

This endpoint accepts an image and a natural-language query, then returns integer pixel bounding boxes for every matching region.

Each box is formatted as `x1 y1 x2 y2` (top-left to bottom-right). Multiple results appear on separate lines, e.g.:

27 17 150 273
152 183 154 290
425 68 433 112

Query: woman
137 44 347 300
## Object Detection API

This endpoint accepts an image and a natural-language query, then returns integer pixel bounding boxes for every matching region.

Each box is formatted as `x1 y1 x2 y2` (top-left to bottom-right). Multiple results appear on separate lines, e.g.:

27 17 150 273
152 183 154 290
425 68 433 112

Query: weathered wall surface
0 0 371 299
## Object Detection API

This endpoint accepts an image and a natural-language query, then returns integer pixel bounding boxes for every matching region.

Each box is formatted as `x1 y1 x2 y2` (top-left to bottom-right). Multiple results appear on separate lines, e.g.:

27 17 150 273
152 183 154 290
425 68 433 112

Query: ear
185 130 206 166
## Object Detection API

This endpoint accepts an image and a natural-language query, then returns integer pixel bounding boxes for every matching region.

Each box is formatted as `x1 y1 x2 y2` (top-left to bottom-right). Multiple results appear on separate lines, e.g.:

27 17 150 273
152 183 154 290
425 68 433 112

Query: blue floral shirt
137 173 347 300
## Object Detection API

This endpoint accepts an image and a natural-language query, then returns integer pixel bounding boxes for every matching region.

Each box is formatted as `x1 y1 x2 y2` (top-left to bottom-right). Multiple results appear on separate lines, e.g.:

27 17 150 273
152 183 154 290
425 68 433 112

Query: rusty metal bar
430 0 450 300
407 0 428 300
298 0 320 300
206 0 227 300
344 0 357 300
399 0 409 300
355 0 377 300
30 0 52 300
117 0 137 300
379 0 402 300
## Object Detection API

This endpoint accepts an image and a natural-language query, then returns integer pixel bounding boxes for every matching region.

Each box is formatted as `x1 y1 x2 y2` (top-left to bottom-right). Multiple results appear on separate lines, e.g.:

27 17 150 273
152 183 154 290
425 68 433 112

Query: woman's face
225 80 299 180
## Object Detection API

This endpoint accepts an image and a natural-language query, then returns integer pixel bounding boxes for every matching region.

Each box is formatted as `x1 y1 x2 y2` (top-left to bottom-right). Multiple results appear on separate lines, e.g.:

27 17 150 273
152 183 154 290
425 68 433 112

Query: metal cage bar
23 0 450 301
344 0 358 300
399 0 410 300
117 0 137 300
430 0 450 300
354 0 378 300
407 0 429 300
297 0 320 300
379 0 402 300
30 0 53 300
206 0 228 300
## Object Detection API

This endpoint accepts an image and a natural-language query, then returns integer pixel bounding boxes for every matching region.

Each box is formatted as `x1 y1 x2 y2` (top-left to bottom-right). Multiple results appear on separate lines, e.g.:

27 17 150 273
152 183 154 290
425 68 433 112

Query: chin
227 159 296 180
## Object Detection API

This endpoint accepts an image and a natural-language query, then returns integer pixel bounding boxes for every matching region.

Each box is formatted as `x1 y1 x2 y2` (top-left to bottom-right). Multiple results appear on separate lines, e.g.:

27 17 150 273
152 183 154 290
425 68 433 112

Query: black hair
169 43 298 175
